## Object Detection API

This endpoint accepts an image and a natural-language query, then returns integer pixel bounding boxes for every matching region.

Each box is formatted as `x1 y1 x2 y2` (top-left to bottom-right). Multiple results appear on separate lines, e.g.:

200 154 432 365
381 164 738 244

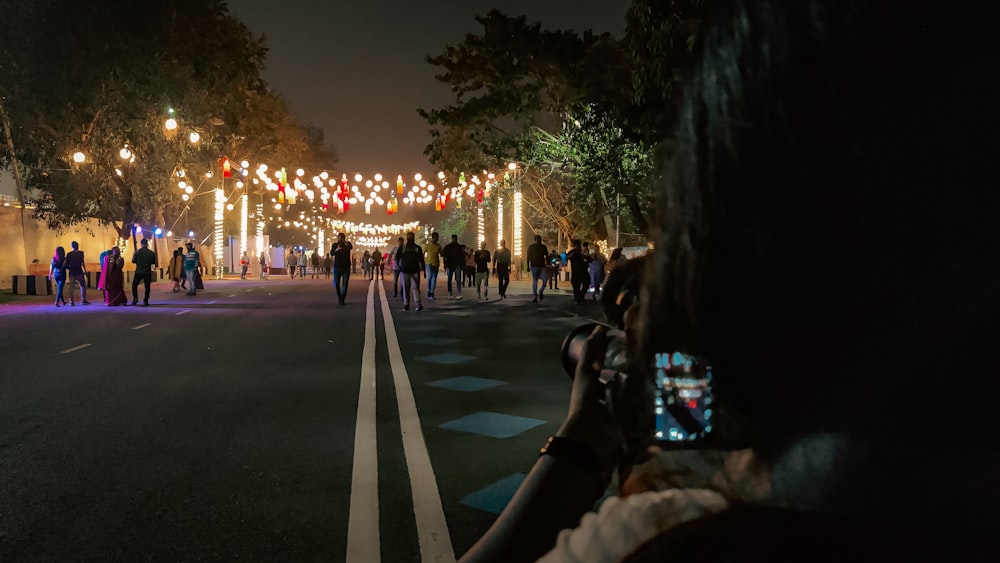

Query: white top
537 488 728 563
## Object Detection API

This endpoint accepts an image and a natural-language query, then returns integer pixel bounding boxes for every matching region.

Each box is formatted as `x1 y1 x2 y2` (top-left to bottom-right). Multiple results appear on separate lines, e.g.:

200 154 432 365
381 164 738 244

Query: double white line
346 281 455 563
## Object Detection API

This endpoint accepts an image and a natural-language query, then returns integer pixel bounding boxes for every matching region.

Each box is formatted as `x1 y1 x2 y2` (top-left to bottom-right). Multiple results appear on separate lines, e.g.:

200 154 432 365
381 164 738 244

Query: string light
214 188 225 278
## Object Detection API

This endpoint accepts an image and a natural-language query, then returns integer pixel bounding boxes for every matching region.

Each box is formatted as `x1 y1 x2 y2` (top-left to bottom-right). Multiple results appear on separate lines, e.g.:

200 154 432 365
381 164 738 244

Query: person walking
589 244 608 300
297 250 308 278
526 234 549 302
547 253 561 290
310 248 320 279
391 236 405 297
65 240 91 305
287 249 297 278
372 249 384 280
361 250 371 279
579 242 593 297
566 239 592 305
443 234 465 299
608 247 626 271
330 232 353 305
323 253 332 279
166 248 183 292
49 246 68 307
131 238 156 306
259 250 269 279
240 252 250 279
462 247 475 288
399 231 425 311
104 247 128 306
474 241 491 300
493 239 512 299
351 251 358 275
184 242 201 296
424 231 442 300
177 247 189 291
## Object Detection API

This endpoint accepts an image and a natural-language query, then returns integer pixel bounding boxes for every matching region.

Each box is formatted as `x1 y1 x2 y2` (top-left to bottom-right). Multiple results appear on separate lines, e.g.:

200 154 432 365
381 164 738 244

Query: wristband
539 436 609 473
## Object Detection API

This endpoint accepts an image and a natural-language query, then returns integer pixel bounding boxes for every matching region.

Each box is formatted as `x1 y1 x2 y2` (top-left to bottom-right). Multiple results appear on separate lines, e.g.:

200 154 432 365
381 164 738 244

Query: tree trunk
0 101 31 273
596 184 618 247
154 207 168 270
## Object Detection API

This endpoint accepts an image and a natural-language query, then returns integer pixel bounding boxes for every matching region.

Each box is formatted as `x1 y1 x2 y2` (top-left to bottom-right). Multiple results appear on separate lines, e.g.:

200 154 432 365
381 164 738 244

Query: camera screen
653 352 713 443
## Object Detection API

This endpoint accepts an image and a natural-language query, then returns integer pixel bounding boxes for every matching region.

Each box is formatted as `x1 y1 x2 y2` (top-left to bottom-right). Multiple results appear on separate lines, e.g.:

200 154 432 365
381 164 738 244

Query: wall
0 206 216 289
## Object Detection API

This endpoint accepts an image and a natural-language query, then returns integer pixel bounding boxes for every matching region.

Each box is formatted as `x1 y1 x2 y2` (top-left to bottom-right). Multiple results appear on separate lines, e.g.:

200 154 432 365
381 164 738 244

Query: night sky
225 0 630 178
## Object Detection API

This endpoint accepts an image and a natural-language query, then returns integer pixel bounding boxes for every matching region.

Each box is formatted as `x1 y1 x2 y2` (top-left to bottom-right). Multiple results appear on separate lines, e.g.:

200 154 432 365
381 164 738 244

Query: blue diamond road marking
419 352 477 365
439 411 546 438
460 474 526 514
427 376 506 392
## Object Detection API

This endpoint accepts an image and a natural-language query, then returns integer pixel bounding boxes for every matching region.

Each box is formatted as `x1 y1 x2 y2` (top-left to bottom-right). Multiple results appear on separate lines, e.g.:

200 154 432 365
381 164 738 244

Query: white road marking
246 288 253 292
175 310 190 316
60 343 92 354
346 281 381 563
227 294 236 297
131 323 151 330
377 281 456 563
207 300 218 305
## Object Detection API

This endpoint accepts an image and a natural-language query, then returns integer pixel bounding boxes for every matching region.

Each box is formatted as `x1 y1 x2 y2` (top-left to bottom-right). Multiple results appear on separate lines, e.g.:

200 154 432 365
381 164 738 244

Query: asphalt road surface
0 272 606 562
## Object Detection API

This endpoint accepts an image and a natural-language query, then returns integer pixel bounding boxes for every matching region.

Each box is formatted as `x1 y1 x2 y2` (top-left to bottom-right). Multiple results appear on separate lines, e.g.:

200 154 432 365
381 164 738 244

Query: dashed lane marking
60 343 92 354
175 310 190 316
131 323 151 330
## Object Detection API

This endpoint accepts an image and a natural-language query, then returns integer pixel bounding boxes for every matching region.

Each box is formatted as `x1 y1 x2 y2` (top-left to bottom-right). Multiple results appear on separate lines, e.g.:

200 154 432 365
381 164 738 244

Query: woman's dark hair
636 0 998 522
53 246 66 262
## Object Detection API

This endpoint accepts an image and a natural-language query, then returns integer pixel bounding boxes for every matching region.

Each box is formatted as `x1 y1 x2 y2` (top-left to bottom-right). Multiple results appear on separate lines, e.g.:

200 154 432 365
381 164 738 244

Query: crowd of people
45 232 626 311
48 239 202 307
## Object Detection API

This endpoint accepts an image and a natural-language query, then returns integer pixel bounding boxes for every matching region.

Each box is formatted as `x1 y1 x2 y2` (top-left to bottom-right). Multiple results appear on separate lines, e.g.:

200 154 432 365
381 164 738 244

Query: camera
561 324 715 446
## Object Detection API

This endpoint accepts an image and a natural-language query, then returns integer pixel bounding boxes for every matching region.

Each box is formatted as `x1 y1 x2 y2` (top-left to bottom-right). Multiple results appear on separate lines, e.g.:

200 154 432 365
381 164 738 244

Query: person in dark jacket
442 234 466 299
131 238 156 306
399 231 425 311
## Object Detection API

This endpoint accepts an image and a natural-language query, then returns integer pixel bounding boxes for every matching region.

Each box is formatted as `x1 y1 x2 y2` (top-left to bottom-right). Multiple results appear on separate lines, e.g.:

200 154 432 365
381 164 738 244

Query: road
0 272 604 561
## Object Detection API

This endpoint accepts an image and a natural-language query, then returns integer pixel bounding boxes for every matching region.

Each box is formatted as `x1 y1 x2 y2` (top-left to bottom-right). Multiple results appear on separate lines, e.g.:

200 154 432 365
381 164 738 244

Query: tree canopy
0 0 336 249
419 3 704 247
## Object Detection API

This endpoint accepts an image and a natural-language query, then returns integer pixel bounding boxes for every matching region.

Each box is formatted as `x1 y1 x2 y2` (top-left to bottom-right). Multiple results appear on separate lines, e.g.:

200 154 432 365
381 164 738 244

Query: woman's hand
555 325 625 470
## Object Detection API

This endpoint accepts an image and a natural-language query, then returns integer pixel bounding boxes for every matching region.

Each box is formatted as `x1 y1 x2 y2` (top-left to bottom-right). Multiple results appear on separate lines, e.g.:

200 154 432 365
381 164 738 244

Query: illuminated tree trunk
0 100 30 272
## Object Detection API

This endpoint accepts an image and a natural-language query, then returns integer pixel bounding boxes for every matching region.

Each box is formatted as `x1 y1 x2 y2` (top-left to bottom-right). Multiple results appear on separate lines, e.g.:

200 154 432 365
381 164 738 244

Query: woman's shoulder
538 489 728 563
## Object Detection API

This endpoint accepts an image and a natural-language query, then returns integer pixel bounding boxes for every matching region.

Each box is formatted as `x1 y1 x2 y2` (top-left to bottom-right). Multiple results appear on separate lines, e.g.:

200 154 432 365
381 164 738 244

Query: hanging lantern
459 172 466 185
344 198 350 212
286 189 296 205
280 167 288 186
221 157 232 178
396 175 404 194
434 198 441 211
477 189 484 203
278 190 285 204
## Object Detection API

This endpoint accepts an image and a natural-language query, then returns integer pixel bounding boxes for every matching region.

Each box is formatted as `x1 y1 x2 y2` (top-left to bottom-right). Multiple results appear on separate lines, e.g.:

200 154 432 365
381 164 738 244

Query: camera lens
560 323 601 377
560 323 628 381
